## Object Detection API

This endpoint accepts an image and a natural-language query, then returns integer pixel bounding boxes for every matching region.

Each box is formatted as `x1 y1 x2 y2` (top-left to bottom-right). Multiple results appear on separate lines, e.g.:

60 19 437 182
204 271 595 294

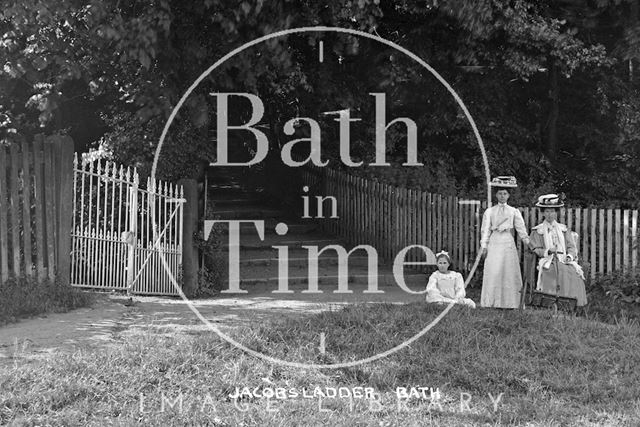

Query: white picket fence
70 155 184 295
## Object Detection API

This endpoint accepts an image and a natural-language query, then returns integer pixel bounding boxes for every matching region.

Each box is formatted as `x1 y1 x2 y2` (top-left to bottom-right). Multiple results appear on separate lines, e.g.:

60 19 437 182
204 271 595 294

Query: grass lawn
0 278 94 326
2 302 639 426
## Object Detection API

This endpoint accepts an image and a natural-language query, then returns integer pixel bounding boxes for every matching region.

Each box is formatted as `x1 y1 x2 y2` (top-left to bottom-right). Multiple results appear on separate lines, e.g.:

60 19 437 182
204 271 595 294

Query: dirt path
0 284 423 366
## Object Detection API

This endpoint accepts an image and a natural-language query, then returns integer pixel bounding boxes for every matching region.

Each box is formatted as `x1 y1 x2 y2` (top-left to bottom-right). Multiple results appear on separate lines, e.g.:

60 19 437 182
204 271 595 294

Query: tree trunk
545 60 559 162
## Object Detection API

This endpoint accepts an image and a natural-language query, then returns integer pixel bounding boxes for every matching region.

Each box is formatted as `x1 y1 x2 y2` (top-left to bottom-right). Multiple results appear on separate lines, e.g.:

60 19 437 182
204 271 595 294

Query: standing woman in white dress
480 176 531 308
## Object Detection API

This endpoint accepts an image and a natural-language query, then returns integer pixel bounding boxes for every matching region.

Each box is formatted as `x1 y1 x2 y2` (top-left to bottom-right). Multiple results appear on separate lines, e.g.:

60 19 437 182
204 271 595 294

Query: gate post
126 178 139 290
52 135 75 285
179 179 199 296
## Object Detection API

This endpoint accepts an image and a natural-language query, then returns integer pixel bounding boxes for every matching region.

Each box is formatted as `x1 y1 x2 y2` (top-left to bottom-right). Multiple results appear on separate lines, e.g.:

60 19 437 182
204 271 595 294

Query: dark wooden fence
0 135 74 285
301 166 639 279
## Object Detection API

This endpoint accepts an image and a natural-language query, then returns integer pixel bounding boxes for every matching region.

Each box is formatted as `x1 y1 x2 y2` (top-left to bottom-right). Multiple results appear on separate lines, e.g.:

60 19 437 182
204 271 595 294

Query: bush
584 268 640 325
0 277 94 325
194 214 229 297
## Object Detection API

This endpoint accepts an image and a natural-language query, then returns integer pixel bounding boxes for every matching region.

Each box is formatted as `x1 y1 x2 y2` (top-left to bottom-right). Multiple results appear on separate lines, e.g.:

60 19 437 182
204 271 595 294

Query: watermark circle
151 26 492 369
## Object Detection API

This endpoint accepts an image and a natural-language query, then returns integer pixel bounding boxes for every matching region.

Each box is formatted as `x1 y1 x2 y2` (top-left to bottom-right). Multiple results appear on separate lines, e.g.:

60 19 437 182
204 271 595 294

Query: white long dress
480 203 530 308
426 270 476 308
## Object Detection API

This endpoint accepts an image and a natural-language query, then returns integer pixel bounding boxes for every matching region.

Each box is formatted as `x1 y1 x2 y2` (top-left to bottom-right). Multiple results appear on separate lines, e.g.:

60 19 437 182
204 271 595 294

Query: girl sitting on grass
426 251 476 308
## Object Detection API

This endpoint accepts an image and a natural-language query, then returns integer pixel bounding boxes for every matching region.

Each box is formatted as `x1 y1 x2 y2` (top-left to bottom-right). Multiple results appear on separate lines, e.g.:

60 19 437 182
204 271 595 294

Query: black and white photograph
1 1 639 425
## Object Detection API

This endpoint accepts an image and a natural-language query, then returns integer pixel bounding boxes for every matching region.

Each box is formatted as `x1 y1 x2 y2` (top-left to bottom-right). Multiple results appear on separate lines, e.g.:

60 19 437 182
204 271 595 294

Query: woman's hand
547 246 558 254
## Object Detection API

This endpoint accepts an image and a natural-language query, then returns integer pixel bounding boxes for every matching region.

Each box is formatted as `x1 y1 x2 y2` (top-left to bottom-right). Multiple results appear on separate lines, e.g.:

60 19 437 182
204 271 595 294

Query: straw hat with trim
535 193 564 208
490 176 518 189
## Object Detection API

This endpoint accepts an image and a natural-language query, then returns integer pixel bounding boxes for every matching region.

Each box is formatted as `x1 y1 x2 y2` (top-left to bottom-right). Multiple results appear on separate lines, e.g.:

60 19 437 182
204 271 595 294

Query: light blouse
480 203 530 249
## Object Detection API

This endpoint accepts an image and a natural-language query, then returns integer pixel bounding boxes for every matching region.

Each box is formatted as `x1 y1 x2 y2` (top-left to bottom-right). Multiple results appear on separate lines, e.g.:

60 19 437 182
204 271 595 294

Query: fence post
51 135 75 285
180 179 199 296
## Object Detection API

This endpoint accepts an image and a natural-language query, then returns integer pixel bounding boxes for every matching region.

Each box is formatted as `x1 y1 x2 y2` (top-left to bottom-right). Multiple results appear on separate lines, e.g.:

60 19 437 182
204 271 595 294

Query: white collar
532 220 567 234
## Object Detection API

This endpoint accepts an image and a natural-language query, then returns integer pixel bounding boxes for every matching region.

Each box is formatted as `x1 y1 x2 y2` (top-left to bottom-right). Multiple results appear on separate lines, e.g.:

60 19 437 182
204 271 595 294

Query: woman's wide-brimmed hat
490 176 518 188
535 193 564 208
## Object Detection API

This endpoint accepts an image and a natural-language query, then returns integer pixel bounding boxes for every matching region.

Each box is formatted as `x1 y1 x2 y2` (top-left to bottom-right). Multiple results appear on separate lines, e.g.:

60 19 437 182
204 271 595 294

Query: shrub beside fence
0 135 74 285
300 167 638 279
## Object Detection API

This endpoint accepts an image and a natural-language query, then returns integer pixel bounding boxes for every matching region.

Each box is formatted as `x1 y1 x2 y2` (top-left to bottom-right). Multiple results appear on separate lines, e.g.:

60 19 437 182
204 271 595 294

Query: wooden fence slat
632 210 638 271
573 208 580 255
445 196 450 251
362 178 368 244
0 146 8 281
467 200 473 271
21 140 33 276
32 136 46 280
598 209 605 276
369 179 374 247
623 209 629 274
373 180 377 248
358 176 363 242
590 209 597 278
399 186 404 255
410 188 415 259
465 201 472 273
336 171 342 238
346 173 351 244
389 185 395 255
407 188 413 262
614 209 621 273
398 187 404 258
349 174 355 245
394 186 400 255
447 196 453 252
431 193 442 253
386 183 391 261
437 194 443 252
351 175 357 243
379 182 385 260
44 143 57 281
581 208 588 265
420 190 425 259
607 209 613 274
9 144 22 277
445 196 456 260
572 208 582 257
456 197 461 269
369 179 374 246
452 196 456 254
417 189 423 254
415 189 420 262
471 201 477 271
426 193 432 252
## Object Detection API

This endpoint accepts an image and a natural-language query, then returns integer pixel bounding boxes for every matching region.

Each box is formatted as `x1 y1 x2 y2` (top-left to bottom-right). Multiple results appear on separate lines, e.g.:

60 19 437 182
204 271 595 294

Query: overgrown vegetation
0 278 94 326
1 303 639 425
584 268 640 325
194 213 229 297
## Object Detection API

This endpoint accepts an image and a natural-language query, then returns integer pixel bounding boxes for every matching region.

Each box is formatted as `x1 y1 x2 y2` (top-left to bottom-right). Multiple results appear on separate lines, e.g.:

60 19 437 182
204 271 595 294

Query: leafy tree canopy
1 0 639 207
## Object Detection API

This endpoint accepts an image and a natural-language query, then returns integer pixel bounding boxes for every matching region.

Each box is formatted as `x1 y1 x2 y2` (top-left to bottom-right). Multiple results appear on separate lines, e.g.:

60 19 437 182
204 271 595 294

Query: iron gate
70 155 184 295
